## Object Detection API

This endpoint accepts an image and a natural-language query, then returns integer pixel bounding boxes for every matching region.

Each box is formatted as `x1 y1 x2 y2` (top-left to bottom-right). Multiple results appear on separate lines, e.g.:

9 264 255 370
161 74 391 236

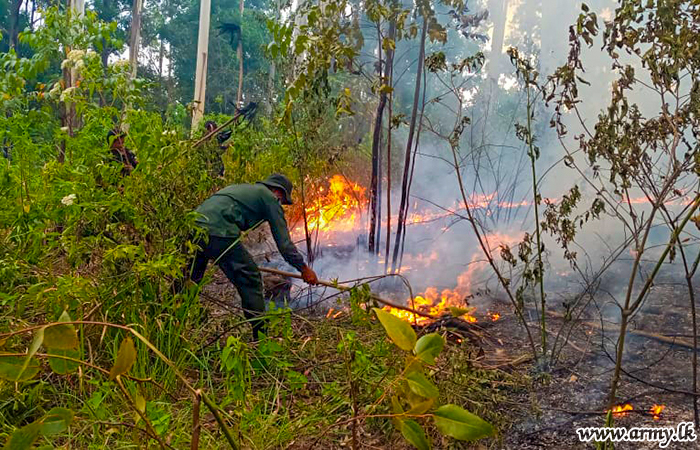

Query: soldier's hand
301 266 319 285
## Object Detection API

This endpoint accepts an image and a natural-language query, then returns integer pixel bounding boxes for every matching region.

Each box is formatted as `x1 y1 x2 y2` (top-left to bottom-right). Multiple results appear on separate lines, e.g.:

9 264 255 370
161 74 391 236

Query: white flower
49 83 62 96
60 59 71 69
67 49 85 62
110 59 130 72
61 194 76 206
74 59 85 70
60 126 68 132
86 49 97 57
59 86 78 102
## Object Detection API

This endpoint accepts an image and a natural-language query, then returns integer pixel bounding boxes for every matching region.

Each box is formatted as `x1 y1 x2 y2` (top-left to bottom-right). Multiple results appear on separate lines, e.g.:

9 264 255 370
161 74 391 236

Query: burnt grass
495 272 700 449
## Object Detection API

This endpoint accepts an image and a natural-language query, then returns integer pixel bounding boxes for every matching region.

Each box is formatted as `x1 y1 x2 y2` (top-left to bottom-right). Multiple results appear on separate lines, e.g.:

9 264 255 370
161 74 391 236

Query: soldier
107 129 138 176
187 173 318 338
203 121 230 177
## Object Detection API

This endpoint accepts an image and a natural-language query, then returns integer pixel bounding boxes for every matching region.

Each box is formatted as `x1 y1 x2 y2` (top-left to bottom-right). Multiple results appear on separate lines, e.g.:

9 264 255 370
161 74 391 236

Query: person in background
107 129 138 176
1 138 11 162
203 120 231 177
185 173 318 339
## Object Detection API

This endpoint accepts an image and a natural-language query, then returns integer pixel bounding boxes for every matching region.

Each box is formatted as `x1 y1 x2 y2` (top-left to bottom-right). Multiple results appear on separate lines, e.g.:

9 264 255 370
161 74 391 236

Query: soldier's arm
264 197 306 271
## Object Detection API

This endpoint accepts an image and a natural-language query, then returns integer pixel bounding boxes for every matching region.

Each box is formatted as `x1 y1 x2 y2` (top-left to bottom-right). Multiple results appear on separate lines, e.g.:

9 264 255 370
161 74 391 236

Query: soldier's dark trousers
188 235 265 338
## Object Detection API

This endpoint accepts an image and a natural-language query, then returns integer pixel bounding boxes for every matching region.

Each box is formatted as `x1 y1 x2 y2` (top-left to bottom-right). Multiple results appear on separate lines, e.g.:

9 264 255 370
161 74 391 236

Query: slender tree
368 17 396 253
391 13 427 272
8 0 24 50
236 0 244 106
129 0 143 78
487 0 508 82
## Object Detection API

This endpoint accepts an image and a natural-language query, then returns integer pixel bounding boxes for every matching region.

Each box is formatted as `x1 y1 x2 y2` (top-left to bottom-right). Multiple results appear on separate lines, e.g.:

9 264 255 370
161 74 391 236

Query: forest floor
177 231 700 449
499 274 700 449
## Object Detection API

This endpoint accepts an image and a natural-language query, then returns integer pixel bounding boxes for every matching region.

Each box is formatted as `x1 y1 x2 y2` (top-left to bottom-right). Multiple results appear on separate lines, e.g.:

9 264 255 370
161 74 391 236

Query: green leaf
414 333 444 364
382 37 395 51
405 371 439 399
391 396 404 430
373 308 416 351
433 404 495 441
3 422 41 450
40 407 73 436
18 328 44 381
400 419 431 450
379 84 394 95
44 311 78 350
406 398 434 415
48 348 80 375
109 336 136 380
447 306 475 318
391 396 404 415
0 354 40 382
134 391 146 424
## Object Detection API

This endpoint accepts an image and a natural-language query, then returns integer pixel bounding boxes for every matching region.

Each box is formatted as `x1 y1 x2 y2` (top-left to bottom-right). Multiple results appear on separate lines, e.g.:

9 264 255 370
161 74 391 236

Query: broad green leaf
48 348 80 375
405 372 438 399
379 84 394 95
448 306 475 318
433 404 495 441
40 407 73 436
44 312 78 350
404 356 423 375
400 419 430 450
391 396 404 415
373 308 416 351
2 422 41 450
109 336 136 380
18 328 44 381
134 391 146 424
414 333 444 364
0 354 40 382
406 399 434 415
391 396 404 430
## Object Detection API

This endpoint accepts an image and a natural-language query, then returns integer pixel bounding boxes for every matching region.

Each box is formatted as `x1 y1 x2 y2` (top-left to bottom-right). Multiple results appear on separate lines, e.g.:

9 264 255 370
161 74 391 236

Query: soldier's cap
258 173 293 205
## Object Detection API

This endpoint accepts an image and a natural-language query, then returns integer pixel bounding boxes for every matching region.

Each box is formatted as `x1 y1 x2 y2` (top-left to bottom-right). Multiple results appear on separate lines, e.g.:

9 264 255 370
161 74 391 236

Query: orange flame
610 404 633 416
295 175 366 237
296 175 528 327
650 404 665 420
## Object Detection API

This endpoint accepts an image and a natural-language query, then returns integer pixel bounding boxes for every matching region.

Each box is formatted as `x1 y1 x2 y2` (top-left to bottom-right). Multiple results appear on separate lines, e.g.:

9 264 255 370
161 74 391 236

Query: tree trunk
368 20 395 253
59 0 85 163
158 39 164 78
487 0 508 82
384 57 394 269
192 0 212 131
236 0 245 106
391 15 426 272
398 63 427 270
129 0 143 79
30 0 35 31
8 0 24 50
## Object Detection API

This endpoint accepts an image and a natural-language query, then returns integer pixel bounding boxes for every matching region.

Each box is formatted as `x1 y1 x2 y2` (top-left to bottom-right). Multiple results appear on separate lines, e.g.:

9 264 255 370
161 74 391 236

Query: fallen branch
259 267 435 320
546 311 700 351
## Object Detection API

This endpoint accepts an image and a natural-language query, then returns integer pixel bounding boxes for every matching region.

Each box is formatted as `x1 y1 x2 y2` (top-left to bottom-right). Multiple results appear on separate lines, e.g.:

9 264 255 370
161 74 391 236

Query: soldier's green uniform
188 175 307 337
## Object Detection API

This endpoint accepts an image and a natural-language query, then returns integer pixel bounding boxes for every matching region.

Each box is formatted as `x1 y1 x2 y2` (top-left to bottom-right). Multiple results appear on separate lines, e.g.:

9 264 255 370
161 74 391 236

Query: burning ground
220 174 700 449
